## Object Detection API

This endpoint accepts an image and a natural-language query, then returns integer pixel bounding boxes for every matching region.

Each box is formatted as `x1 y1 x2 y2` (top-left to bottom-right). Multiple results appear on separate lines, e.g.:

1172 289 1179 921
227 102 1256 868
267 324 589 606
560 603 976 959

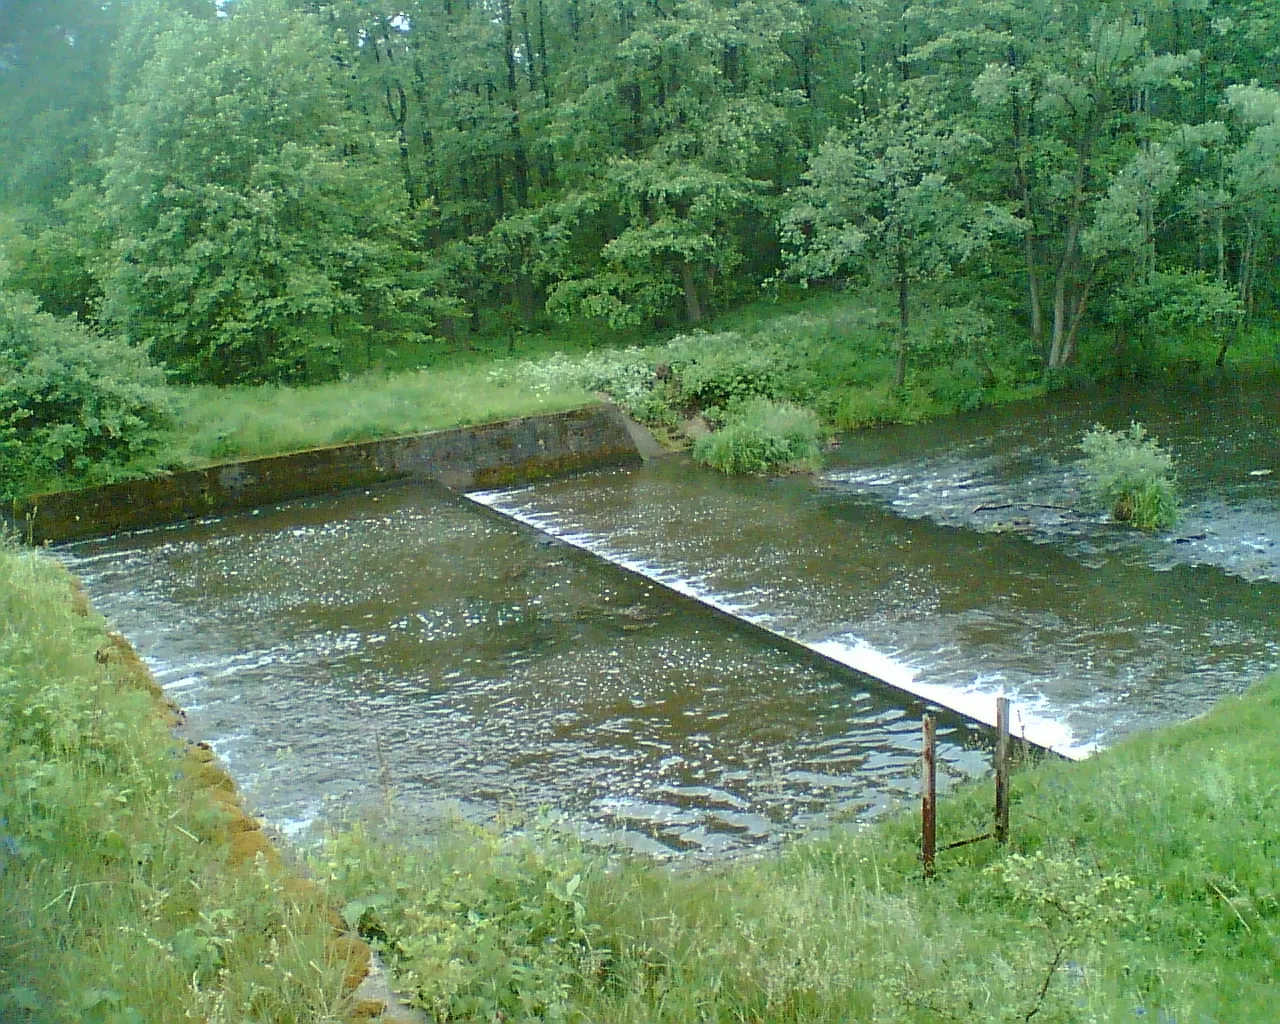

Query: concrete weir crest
8 404 643 545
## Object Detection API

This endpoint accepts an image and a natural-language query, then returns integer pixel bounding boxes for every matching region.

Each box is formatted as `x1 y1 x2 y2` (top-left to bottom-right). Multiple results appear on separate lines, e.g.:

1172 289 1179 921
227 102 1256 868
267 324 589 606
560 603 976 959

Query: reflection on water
63 486 988 856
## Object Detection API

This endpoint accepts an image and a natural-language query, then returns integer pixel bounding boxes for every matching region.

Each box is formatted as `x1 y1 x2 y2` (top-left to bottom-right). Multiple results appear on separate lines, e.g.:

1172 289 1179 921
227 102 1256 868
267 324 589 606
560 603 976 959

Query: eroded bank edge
70 577 425 1023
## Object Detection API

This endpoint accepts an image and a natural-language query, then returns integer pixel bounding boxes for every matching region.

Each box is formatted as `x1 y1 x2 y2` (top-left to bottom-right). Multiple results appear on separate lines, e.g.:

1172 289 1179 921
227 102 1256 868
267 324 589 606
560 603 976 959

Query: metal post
922 714 937 879
995 696 1011 845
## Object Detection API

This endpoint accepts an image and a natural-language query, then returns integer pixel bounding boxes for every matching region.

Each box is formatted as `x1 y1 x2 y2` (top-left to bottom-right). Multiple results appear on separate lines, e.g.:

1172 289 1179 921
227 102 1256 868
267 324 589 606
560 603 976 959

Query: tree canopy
1 0 1276 384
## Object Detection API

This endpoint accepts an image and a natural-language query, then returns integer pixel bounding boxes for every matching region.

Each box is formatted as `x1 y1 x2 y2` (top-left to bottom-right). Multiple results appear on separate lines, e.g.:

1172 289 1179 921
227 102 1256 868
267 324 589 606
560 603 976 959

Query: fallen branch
972 502 1086 515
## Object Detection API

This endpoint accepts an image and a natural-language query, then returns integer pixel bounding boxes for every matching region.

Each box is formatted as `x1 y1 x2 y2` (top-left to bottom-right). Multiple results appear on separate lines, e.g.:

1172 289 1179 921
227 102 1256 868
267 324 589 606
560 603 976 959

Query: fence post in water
922 714 937 879
995 696 1011 845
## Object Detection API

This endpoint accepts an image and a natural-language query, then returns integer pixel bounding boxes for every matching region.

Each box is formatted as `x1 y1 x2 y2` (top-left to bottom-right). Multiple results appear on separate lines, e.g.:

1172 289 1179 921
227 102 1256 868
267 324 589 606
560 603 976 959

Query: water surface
476 381 1279 755
65 486 988 856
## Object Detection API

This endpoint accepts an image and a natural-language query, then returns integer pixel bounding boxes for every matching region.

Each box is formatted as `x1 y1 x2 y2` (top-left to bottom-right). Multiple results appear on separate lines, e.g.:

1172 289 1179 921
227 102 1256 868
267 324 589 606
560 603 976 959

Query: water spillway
62 380 1279 856
474 381 1280 758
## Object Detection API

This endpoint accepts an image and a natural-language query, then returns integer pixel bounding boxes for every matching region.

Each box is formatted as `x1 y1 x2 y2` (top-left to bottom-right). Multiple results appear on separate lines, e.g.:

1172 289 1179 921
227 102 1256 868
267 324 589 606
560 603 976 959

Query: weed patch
693 399 824 475
0 541 356 1022
1080 422 1181 530
323 673 1280 1023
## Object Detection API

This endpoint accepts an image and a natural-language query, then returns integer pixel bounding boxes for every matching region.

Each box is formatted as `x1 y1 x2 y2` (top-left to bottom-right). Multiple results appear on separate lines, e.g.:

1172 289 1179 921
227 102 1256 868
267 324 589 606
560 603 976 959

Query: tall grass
322 674 1280 1023
174 366 595 463
5 537 1276 1022
0 541 358 1022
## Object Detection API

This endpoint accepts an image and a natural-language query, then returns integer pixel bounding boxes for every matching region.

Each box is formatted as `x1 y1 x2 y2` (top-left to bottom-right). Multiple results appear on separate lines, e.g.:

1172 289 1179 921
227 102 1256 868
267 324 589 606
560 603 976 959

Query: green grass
17 286 1279 493
693 398 825 475
320 675 1280 1023
171 365 594 464
5 504 1276 1022
0 541 360 1023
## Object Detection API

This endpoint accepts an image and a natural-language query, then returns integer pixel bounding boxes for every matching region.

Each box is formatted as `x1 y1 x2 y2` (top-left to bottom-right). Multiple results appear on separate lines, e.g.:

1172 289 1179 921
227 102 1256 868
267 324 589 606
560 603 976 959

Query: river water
62 380 1278 855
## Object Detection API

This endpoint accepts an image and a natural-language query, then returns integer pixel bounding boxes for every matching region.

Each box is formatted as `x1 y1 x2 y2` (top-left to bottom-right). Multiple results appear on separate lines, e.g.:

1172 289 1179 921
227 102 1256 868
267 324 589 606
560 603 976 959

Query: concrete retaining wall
11 404 641 544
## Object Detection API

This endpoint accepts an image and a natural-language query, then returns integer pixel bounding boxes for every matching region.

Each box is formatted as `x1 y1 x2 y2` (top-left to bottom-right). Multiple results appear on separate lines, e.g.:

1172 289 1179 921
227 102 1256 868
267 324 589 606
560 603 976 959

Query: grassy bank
0 542 367 1022
3 534 1275 1023
320 675 1279 1023
16 288 1279 498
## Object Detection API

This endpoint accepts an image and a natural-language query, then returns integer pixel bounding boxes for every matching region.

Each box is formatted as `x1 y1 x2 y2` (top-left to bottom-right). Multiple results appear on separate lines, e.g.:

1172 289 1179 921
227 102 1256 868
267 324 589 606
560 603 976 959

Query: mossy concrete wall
12 405 641 544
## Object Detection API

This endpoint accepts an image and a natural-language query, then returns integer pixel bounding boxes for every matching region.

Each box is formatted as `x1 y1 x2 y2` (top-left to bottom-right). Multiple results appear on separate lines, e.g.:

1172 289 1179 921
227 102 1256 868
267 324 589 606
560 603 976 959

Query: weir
42 381 1280 855
9 405 641 544
466 489 1075 759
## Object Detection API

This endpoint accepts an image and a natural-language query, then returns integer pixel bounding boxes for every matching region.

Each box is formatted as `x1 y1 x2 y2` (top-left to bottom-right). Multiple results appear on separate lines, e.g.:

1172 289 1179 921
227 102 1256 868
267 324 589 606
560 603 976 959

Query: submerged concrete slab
11 405 642 545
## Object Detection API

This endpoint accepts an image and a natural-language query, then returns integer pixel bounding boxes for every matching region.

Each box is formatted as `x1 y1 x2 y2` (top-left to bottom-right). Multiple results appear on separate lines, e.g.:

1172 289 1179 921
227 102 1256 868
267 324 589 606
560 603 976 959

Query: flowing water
476 380 1280 758
64 486 990 856
62 379 1278 855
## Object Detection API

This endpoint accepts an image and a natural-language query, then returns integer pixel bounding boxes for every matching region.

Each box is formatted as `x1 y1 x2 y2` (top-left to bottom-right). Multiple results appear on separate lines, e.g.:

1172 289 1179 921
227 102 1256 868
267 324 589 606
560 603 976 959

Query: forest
1 0 1278 493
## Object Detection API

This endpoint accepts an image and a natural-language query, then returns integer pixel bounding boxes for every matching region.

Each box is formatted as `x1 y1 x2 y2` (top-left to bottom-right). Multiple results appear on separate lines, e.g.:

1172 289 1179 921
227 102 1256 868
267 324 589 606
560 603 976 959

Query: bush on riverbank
693 399 824 475
8 285 1278 497
322 673 1280 1023
0 288 172 501
0 542 357 1022
5 538 1277 1022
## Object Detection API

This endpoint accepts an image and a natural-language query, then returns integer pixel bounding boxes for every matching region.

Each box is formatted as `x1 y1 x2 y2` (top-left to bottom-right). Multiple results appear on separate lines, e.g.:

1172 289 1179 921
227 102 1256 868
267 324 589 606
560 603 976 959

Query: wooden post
922 714 937 879
995 696 1011 845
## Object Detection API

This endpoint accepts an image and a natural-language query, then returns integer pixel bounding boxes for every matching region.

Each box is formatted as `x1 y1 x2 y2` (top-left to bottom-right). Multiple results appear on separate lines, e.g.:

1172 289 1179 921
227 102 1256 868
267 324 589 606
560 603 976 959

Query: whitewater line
466 488 1089 761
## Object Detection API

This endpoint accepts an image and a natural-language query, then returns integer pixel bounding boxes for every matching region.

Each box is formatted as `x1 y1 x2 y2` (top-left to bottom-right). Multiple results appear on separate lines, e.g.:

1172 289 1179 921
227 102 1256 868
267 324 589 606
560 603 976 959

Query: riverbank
321 670 1279 1023
0 542 381 1022
11 289 1278 502
7 542 1275 1021
11 406 643 545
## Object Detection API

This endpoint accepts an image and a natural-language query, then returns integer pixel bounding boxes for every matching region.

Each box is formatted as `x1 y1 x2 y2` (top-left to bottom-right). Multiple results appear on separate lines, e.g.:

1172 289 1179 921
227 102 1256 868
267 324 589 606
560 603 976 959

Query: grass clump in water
1080 421 1181 530
0 540 358 1022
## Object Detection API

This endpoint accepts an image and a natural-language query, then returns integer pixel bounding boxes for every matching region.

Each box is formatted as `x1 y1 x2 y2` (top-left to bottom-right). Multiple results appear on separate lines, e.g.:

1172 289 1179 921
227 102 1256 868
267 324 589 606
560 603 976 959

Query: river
61 380 1279 855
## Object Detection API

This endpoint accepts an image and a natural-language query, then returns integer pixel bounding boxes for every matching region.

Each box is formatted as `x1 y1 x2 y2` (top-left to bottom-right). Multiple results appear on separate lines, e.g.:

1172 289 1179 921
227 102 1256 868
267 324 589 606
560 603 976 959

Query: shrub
1079 422 1180 531
665 331 791 407
0 289 173 499
693 398 824 475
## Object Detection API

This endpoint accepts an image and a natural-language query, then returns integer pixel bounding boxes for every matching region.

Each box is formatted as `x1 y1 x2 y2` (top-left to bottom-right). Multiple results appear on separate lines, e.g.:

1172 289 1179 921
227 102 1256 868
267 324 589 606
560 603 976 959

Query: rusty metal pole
922 714 937 879
995 696 1011 845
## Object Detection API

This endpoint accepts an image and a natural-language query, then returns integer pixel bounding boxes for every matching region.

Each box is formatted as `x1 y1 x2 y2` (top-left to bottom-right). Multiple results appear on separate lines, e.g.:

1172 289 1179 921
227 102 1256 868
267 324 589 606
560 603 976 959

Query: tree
99 0 434 383
970 15 1195 369
781 105 1017 385
0 286 171 500
543 0 808 328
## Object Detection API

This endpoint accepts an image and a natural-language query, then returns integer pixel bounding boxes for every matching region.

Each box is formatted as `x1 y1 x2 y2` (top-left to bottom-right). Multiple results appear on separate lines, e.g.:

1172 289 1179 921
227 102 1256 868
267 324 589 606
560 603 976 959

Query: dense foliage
693 398 824 475
0 288 171 500
1 0 1277 388
322 674 1280 1023
0 543 357 1020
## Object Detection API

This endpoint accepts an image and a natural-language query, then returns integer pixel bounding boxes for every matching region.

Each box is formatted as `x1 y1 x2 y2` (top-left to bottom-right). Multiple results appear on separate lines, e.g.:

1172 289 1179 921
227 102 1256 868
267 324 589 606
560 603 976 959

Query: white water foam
468 488 1091 760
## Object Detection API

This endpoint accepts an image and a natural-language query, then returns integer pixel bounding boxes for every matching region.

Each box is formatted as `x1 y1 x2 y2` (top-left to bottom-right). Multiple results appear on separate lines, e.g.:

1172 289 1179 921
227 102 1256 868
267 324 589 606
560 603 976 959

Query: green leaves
99 0 433 384
1079 422 1181 531
692 398 824 475
321 819 603 1023
0 289 172 500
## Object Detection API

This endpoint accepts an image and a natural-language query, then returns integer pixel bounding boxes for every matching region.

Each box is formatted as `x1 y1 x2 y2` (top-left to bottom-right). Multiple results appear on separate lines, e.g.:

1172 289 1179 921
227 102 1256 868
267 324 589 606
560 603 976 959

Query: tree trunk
895 244 909 388
519 4 537 93
681 260 703 323
1048 217 1082 369
1047 125 1095 370
1010 85 1044 351
385 82 418 208
501 0 530 209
